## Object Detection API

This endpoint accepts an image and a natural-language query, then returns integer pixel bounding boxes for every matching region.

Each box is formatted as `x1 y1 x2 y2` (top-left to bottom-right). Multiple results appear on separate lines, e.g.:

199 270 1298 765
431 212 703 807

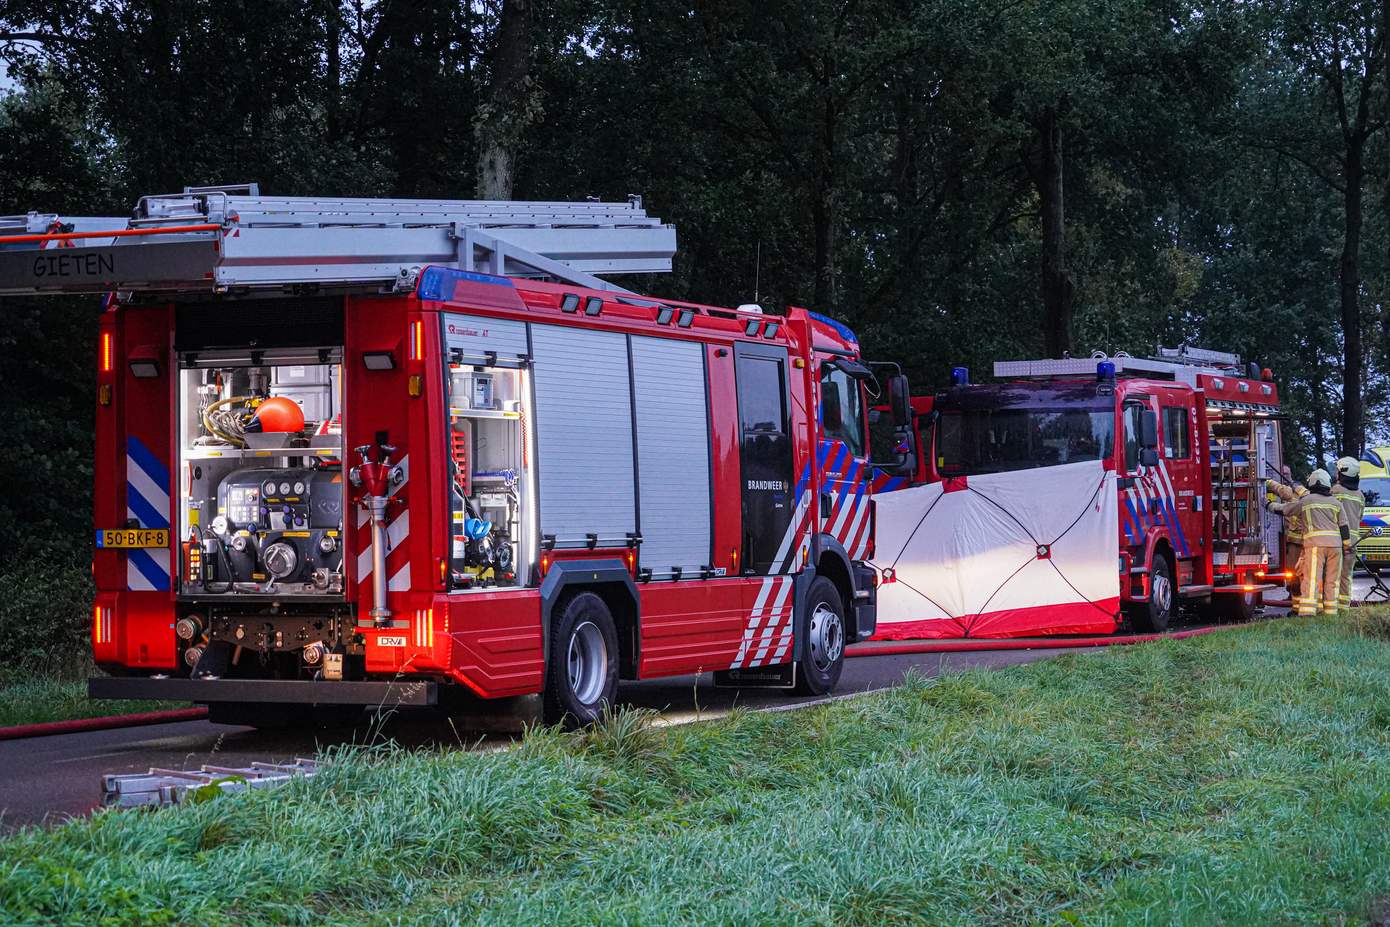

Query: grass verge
3 613 1390 925
0 676 185 728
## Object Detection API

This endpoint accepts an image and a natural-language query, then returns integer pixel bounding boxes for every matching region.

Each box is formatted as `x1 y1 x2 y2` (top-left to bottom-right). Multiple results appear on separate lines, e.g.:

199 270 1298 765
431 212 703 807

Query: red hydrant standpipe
349 443 403 627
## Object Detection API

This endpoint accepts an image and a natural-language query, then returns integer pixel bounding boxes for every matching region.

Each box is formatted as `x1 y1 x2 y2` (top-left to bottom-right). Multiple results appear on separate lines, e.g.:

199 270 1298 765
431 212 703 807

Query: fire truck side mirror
889 442 918 478
1140 410 1159 449
888 375 912 427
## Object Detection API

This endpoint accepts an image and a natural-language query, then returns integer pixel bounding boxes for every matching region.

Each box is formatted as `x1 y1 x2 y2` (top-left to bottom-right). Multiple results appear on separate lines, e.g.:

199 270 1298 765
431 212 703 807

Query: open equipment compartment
1207 408 1280 573
177 348 346 598
446 358 530 590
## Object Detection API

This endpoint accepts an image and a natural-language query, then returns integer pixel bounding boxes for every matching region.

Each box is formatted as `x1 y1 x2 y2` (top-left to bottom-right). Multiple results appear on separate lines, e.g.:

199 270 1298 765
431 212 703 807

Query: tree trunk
889 85 917 309
811 66 838 312
1311 373 1327 467
1340 137 1365 455
1035 106 1074 357
475 0 535 200
812 174 837 312
325 0 341 140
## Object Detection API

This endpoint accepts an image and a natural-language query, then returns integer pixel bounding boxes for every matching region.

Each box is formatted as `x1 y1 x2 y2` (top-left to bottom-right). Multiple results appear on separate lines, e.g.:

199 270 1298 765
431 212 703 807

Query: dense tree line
0 0 1386 668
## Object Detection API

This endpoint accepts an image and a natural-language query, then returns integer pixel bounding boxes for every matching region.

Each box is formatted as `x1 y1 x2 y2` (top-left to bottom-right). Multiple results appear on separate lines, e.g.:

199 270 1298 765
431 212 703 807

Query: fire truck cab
911 348 1285 630
0 186 915 726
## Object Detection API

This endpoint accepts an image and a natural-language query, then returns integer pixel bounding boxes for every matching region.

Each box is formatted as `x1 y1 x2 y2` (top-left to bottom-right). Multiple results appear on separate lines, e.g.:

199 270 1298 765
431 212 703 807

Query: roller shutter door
530 324 636 544
441 312 528 360
631 336 712 575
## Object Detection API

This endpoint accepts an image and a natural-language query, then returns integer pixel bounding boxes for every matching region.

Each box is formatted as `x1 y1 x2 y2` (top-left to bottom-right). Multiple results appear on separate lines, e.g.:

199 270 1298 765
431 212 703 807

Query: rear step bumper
89 676 438 706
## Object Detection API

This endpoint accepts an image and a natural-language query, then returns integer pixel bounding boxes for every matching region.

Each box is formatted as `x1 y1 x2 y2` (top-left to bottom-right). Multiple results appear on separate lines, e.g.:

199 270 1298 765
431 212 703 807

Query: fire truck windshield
935 386 1114 476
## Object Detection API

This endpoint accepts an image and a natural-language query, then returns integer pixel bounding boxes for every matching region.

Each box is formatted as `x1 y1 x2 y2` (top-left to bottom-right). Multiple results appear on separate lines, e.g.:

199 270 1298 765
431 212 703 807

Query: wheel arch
812 534 855 622
539 560 640 679
1150 535 1176 577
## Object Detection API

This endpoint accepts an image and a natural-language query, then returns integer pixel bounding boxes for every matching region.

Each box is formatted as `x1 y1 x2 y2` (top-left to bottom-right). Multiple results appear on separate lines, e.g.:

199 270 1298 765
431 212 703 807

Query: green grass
0 676 185 728
4 613 1390 926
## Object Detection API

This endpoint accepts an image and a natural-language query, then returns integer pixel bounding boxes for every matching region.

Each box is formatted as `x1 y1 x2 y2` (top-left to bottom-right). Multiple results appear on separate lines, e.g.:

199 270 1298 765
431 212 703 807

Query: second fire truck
0 185 915 726
899 348 1285 630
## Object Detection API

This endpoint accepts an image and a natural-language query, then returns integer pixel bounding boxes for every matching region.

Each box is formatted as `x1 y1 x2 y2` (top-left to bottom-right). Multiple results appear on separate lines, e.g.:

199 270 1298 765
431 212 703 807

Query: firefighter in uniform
1265 471 1309 594
1333 456 1365 610
1268 469 1349 616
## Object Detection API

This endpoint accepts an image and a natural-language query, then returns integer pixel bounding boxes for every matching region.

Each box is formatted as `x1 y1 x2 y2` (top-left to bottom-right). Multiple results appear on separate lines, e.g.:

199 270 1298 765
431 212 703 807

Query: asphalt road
0 645 1070 832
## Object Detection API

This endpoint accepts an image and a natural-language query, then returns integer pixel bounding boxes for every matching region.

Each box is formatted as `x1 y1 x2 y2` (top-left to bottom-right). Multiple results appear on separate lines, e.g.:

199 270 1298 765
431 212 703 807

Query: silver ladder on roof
0 182 676 296
994 347 1258 387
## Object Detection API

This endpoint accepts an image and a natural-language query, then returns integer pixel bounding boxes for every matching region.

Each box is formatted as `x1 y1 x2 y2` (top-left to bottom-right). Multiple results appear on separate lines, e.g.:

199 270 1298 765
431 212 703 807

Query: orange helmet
246 396 305 434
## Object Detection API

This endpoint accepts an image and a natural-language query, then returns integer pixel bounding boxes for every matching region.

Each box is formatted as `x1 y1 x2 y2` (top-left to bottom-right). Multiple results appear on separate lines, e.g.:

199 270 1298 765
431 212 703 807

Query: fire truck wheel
1212 586 1267 622
1126 554 1173 633
1217 588 1259 623
543 591 619 728
793 577 846 696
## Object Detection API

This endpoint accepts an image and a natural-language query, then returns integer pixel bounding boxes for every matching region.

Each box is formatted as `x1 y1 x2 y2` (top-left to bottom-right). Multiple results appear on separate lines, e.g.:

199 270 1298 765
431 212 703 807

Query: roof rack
1154 345 1244 370
994 347 1261 385
0 184 676 297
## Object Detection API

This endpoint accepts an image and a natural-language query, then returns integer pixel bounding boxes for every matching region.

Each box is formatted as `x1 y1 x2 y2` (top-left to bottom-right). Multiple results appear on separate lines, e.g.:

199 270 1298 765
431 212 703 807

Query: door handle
820 491 832 516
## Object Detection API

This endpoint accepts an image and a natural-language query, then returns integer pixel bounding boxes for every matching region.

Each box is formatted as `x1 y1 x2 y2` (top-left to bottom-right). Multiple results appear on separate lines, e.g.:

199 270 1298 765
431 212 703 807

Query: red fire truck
903 348 1286 630
0 185 913 726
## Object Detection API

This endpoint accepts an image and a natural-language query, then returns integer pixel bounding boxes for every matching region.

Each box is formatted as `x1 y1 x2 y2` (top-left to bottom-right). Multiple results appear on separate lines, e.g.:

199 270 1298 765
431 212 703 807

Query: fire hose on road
845 624 1221 659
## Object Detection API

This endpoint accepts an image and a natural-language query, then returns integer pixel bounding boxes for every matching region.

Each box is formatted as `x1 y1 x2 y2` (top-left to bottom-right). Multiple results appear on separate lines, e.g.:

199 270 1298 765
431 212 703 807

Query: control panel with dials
216 467 343 532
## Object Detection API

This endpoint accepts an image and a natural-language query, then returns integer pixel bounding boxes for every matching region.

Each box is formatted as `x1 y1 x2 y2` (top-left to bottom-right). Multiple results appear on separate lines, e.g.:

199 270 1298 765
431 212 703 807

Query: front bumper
89 676 438 706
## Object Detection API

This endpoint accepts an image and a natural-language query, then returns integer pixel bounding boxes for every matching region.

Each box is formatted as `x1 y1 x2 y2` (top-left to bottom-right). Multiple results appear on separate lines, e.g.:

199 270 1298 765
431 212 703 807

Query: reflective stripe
125 437 171 591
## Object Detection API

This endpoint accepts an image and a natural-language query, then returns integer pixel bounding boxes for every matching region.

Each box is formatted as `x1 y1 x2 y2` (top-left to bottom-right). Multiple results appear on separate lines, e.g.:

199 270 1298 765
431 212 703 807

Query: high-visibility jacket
1281 490 1350 548
1268 481 1309 541
1333 483 1365 539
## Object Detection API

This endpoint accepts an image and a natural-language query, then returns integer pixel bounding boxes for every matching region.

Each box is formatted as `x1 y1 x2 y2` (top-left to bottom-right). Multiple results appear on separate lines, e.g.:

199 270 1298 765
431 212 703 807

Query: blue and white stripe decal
1121 496 1142 544
1154 461 1192 557
126 436 171 592
1120 461 1191 558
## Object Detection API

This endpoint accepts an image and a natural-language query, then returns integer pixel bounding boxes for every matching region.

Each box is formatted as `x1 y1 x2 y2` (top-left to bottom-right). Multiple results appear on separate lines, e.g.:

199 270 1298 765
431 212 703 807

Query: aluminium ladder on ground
103 758 319 807
0 183 677 296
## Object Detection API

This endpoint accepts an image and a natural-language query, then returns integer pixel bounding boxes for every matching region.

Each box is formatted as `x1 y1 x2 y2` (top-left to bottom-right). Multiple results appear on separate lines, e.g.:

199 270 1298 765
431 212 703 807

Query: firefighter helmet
1335 456 1361 480
246 396 305 434
1306 468 1332 490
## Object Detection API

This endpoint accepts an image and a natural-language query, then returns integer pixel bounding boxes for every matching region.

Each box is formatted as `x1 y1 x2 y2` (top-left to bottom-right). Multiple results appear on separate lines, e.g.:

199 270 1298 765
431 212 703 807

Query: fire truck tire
793 577 847 696
1232 589 1259 622
1212 588 1258 623
543 591 619 728
1126 554 1173 633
